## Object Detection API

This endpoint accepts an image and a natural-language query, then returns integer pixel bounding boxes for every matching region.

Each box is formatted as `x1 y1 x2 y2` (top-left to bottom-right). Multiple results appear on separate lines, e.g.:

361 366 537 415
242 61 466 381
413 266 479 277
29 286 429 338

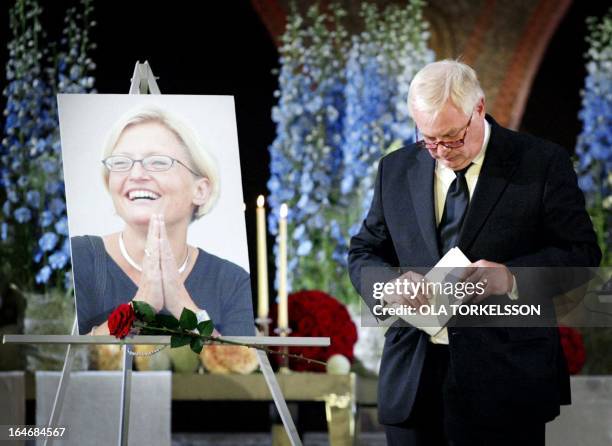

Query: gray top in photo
72 235 255 336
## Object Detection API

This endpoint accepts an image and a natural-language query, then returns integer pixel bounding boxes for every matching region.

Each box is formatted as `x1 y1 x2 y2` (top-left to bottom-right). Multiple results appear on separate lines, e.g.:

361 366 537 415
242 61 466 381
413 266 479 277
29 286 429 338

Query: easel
3 61 329 446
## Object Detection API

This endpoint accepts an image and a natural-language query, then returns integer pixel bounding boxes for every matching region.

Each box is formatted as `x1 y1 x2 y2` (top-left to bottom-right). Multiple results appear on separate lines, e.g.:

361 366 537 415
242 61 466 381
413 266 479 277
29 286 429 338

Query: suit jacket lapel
405 148 440 263
458 117 519 252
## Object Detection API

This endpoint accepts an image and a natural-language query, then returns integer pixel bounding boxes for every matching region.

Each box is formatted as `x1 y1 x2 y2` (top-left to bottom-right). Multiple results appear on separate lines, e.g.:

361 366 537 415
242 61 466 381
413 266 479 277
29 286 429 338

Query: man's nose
437 145 452 156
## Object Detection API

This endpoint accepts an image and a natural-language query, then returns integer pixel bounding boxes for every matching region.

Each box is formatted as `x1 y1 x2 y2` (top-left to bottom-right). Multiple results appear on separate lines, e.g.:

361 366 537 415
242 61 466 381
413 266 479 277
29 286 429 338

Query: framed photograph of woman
58 94 254 336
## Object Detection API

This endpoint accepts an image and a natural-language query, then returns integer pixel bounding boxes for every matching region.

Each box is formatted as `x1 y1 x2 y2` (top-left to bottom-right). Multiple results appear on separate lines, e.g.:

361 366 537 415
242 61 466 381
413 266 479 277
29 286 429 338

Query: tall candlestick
256 195 269 320
278 203 289 331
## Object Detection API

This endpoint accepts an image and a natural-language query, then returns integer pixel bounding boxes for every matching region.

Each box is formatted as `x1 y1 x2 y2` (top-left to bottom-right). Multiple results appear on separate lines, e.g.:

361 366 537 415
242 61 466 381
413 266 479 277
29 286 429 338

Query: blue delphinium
268 1 433 304
0 0 96 291
268 4 349 294
336 1 434 280
575 7 612 266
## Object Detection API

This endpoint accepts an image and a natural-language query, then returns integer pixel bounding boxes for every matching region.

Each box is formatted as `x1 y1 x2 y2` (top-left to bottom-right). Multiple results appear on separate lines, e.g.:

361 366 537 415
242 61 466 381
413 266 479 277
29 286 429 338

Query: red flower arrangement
270 290 358 372
559 326 586 375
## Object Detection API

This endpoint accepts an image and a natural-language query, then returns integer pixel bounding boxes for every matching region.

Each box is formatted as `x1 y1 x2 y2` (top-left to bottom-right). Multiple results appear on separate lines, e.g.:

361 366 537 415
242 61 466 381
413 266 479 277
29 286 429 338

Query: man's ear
476 97 486 116
192 177 211 207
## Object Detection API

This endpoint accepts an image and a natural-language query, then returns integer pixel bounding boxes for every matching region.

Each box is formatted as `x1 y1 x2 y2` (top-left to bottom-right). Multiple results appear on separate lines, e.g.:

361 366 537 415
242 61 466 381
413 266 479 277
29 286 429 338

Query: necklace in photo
119 232 189 273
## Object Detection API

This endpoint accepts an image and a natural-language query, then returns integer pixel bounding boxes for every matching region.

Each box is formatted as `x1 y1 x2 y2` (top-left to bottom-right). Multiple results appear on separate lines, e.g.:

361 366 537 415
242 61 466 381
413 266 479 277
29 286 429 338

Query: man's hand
460 259 514 303
383 270 430 309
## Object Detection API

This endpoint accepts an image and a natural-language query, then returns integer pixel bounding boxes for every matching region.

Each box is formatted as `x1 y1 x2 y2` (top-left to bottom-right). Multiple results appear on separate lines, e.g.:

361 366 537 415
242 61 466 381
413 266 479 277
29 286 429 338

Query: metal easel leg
118 345 133 446
256 350 302 446
43 318 78 446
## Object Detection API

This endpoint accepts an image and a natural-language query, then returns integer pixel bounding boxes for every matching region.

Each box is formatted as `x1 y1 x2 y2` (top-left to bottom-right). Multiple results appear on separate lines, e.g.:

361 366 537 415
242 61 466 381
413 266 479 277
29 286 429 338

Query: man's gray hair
408 59 485 119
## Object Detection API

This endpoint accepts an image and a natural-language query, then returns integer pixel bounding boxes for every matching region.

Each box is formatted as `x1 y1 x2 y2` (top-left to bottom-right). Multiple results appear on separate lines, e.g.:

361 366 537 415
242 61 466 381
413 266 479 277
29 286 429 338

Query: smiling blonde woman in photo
71 106 254 336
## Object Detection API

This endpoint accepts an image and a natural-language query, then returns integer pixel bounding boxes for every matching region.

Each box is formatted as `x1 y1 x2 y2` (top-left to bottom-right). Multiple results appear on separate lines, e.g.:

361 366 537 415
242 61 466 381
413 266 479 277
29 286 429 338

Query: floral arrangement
559 326 586 375
270 290 358 372
268 1 433 305
575 7 612 375
267 3 348 297
0 0 96 293
337 1 433 272
575 6 612 267
107 301 325 369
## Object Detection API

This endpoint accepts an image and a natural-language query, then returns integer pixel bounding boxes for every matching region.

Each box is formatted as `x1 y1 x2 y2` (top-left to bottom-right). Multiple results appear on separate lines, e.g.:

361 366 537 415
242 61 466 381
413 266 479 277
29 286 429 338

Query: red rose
108 303 136 339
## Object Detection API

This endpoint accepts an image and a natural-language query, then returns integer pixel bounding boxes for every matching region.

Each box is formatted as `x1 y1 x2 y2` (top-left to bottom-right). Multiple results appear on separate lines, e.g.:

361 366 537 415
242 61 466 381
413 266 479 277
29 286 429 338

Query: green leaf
170 335 191 349
190 337 204 354
197 320 214 337
132 301 155 323
179 308 198 330
155 313 180 329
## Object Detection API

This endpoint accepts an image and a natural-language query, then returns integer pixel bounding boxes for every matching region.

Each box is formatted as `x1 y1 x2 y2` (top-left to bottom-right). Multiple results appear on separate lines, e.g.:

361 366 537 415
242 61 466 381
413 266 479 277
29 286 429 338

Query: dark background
1 0 609 433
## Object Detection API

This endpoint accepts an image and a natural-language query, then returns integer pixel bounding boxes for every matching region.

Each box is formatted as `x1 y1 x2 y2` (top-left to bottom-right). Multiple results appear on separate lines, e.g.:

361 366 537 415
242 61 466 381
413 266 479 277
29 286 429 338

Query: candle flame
280 203 288 218
257 195 265 207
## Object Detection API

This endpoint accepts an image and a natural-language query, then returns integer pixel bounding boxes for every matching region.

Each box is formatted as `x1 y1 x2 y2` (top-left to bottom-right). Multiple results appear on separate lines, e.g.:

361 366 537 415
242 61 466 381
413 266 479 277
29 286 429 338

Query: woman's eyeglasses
416 115 473 150
102 155 200 176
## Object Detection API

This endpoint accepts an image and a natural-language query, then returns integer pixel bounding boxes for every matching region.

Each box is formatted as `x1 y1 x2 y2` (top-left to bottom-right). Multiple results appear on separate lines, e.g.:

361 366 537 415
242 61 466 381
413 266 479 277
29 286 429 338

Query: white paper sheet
397 247 471 336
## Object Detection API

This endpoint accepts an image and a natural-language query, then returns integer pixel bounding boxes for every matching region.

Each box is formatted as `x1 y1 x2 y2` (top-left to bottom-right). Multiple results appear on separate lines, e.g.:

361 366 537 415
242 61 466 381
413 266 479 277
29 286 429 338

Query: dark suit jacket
348 115 601 427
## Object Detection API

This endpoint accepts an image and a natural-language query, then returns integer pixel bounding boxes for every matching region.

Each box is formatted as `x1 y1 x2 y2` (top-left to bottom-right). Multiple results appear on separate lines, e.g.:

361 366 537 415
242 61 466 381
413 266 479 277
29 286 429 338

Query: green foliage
197 320 214 337
179 308 197 331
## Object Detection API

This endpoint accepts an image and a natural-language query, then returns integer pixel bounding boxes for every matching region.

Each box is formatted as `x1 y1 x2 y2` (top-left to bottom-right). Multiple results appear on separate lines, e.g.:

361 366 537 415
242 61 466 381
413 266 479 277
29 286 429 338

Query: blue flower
64 271 73 291
41 159 56 173
33 249 43 263
297 240 313 256
35 138 46 154
17 176 28 187
1 223 7 241
54 217 69 236
2 201 10 216
26 190 40 208
39 210 54 227
39 232 59 252
61 238 71 256
14 207 32 223
35 266 52 284
49 251 69 269
49 198 66 216
45 181 61 195
578 175 594 192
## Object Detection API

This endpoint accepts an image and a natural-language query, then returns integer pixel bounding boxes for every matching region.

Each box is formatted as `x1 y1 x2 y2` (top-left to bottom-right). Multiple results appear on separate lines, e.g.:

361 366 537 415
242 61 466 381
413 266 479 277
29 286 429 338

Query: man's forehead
415 112 466 137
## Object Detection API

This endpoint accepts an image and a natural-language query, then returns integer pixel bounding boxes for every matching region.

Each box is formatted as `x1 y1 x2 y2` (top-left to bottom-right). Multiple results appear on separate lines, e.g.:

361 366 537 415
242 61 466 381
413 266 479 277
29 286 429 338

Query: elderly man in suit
348 60 601 446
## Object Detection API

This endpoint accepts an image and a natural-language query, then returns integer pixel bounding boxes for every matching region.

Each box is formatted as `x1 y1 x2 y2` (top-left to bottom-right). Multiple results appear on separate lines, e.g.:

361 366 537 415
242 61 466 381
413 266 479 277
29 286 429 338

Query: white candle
256 195 269 319
278 203 289 331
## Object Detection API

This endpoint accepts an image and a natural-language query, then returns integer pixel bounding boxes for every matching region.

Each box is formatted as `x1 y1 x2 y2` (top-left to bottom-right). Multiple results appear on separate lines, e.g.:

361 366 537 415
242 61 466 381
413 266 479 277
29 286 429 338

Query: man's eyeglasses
416 115 473 150
102 155 200 176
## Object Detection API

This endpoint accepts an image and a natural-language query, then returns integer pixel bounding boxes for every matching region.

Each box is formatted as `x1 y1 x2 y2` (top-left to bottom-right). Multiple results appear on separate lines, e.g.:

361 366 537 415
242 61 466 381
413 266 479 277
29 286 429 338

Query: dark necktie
438 163 472 256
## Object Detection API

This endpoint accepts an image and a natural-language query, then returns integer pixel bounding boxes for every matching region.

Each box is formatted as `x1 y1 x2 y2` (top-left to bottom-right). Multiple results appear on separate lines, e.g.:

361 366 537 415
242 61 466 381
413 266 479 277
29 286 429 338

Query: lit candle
278 203 289 331
256 195 269 319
